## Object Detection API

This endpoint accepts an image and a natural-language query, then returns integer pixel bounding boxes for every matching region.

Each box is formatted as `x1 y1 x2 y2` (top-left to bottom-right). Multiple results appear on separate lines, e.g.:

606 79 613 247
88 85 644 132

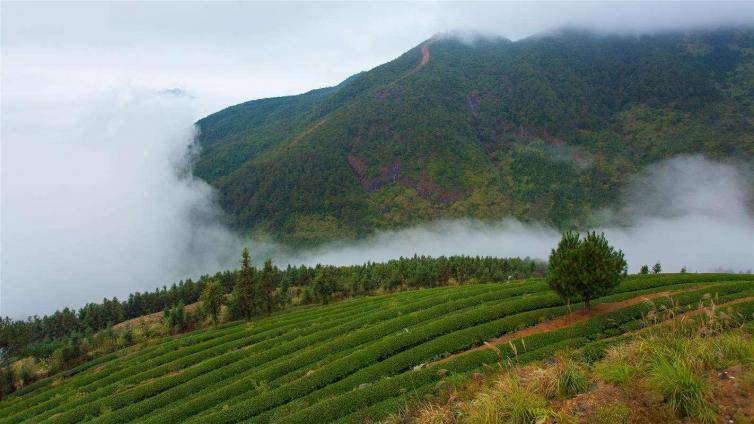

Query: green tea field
2 274 753 423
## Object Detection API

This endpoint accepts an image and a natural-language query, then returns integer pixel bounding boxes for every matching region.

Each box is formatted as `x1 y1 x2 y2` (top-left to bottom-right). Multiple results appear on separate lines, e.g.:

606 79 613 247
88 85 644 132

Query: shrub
465 376 552 424
554 356 590 397
647 355 716 422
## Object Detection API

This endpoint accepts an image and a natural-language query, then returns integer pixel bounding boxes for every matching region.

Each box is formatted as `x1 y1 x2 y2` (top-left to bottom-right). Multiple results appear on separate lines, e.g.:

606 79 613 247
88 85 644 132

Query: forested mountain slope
194 28 754 243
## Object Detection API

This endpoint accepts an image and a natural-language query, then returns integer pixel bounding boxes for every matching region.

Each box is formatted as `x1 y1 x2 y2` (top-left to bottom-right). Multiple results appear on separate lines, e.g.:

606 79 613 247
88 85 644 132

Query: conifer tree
231 247 256 320
260 259 277 315
200 280 224 325
547 231 627 310
313 266 336 304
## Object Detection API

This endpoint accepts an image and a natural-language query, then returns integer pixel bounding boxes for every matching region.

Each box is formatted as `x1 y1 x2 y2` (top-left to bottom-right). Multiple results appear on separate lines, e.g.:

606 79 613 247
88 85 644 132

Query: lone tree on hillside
201 280 224 325
547 231 627 311
640 265 650 274
230 247 256 320
652 262 662 274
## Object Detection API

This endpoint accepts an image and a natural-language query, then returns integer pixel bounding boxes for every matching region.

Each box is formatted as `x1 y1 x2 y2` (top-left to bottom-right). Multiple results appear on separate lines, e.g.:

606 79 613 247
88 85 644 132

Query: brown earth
430 287 714 367
112 301 202 330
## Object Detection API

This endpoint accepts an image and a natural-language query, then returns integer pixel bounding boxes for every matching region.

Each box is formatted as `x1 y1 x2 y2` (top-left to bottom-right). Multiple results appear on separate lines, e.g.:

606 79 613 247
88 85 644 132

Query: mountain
193 28 754 243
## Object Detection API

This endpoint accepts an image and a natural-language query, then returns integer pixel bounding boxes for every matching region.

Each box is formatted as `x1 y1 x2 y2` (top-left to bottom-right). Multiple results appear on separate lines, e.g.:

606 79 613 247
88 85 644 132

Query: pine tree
260 259 277 315
201 280 224 325
314 266 336 304
547 231 627 310
231 248 256 320
546 232 581 306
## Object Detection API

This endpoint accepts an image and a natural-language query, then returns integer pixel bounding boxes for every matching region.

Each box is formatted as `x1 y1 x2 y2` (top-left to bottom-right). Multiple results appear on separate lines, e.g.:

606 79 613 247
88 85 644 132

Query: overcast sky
4 1 754 117
2 2 754 318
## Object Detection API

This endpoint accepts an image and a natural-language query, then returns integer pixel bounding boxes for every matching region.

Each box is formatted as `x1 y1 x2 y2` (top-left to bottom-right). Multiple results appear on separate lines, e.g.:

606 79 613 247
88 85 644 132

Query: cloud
3 2 753 118
596 156 754 273
266 156 754 275
2 86 752 320
1 89 244 318
3 2 754 317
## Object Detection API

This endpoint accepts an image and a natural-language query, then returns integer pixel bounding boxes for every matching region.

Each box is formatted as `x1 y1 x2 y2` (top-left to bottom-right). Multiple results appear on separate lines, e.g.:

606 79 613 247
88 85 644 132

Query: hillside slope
195 28 754 243
2 273 753 423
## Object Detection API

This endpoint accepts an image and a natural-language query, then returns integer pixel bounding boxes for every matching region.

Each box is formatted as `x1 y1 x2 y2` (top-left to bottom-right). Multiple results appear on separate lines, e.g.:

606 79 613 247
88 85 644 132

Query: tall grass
595 297 754 423
398 293 754 424
464 377 552 424
646 353 716 422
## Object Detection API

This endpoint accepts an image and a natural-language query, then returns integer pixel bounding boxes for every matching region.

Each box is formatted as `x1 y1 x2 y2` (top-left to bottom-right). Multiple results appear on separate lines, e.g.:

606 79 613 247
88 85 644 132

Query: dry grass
396 299 754 424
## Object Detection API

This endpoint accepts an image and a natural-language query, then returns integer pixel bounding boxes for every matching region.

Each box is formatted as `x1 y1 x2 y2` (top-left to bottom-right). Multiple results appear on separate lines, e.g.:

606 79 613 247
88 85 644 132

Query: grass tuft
646 354 716 422
465 376 552 424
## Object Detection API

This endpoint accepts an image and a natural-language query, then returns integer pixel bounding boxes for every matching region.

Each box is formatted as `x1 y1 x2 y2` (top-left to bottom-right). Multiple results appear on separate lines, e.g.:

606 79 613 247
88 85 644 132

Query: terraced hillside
2 273 753 423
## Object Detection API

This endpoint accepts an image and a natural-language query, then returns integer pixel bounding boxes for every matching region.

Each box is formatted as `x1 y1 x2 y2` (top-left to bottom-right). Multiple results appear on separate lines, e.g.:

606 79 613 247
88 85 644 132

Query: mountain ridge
193 28 754 243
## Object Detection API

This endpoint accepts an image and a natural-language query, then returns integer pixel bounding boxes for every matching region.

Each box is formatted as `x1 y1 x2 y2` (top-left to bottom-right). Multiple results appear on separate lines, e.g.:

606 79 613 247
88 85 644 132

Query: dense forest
0 254 543 394
193 28 754 244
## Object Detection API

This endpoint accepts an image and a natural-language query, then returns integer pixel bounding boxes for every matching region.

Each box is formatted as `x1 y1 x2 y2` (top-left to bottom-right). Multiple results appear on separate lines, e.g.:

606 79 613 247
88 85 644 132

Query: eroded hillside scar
419 43 430 68
430 286 712 366
408 43 430 75
397 42 430 81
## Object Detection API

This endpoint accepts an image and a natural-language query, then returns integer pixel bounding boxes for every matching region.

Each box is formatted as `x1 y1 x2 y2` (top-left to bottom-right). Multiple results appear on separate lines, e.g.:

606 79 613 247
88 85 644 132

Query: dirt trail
430 286 714 367
405 43 430 77
389 42 430 85
419 43 430 68
290 116 329 146
592 296 754 337
289 42 428 147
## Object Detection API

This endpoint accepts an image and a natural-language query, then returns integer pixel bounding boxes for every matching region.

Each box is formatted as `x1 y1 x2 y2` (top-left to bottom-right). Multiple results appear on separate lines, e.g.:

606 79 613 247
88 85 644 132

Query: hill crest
193 28 754 243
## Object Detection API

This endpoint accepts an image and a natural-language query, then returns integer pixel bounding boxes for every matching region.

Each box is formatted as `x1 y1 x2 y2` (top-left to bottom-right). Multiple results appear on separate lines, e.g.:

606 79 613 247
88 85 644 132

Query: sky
4 1 754 116
2 2 754 318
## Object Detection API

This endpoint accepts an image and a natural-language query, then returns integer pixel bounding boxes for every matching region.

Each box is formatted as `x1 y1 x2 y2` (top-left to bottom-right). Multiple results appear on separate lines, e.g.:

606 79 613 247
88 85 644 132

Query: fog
284 156 753 274
1 91 245 318
3 2 754 318
3 87 753 318
3 2 754 117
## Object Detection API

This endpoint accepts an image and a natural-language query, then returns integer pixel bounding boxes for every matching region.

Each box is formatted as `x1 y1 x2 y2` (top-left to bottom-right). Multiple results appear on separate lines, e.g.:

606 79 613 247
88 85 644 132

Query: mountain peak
194 27 754 243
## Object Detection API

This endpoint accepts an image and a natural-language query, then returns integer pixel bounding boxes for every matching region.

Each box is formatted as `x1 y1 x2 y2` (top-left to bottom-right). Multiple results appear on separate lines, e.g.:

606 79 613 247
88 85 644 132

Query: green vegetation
193 28 754 243
547 231 627 310
228 247 256 320
1 273 752 423
200 281 224 325
386 290 754 424
0 255 542 395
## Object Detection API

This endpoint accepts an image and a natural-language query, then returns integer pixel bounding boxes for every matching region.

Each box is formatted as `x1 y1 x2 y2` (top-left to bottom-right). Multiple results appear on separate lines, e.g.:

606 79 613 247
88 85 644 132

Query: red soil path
430 286 714 367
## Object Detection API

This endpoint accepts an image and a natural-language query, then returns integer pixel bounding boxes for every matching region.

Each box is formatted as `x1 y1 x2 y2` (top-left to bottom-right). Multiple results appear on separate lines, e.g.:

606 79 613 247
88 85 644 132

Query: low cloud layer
2 90 753 319
275 156 754 274
4 2 754 120
1 91 244 318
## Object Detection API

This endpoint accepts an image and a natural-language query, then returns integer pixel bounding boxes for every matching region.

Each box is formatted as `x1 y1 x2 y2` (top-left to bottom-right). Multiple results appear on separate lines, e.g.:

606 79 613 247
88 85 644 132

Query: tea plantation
2 273 753 423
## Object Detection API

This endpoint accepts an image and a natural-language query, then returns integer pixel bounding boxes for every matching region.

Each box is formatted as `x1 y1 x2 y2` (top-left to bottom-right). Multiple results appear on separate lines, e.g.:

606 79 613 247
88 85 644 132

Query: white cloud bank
1 91 244 318
2 88 752 319
279 156 754 274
